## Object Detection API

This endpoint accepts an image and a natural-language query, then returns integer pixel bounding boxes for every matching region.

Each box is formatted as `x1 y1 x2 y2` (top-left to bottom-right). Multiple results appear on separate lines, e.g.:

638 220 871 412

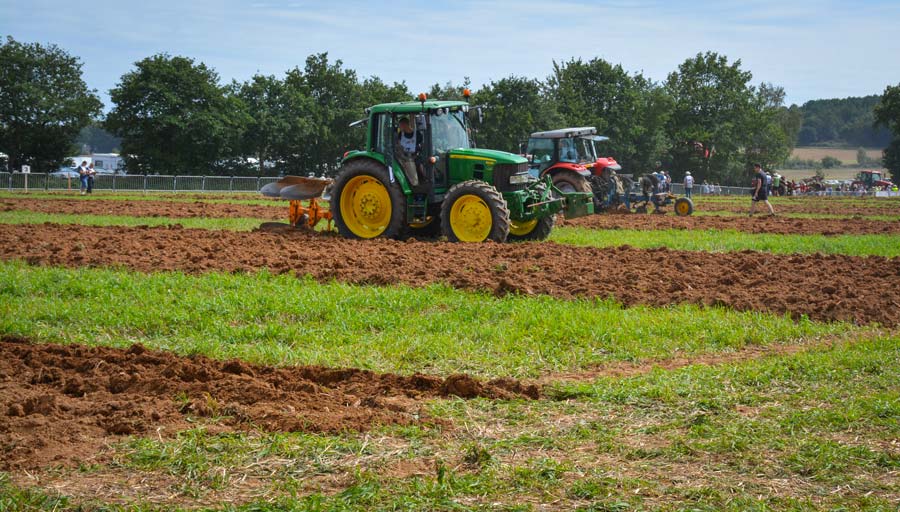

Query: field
1 191 898 511
780 147 886 182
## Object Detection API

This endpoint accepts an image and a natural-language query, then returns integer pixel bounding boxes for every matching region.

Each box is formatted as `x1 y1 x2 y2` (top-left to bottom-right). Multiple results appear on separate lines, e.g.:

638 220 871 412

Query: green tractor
263 96 594 242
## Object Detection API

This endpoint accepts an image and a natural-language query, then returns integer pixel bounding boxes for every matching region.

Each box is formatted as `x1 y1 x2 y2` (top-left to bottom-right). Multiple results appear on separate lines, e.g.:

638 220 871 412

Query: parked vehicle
50 168 80 179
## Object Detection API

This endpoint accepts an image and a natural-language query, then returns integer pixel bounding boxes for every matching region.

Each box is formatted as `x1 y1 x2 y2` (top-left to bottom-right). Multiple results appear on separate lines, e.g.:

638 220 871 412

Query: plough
260 176 334 230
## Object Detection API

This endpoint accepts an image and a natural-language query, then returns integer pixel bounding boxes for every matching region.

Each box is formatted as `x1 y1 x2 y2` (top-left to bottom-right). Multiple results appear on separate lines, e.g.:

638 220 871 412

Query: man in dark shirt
748 163 775 216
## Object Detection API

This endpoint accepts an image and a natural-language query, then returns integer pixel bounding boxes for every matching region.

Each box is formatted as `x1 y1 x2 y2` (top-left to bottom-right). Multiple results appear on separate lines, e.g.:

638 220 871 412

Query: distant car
50 168 80 179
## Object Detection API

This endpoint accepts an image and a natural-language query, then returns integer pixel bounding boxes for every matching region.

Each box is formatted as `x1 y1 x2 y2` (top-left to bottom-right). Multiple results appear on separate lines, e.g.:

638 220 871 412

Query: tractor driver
396 117 423 187
559 138 578 163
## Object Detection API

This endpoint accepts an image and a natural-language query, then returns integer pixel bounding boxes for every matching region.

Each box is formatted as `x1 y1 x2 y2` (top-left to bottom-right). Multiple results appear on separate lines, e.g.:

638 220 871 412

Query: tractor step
407 195 429 223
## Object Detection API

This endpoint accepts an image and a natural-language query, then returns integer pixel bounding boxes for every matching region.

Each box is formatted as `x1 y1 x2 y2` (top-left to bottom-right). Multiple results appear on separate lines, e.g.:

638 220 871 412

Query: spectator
78 160 90 195
684 171 694 198
749 163 776 216
86 162 97 194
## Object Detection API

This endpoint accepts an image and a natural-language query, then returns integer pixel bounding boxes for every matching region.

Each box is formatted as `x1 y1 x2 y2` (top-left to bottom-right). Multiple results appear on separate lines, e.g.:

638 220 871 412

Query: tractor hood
448 148 527 165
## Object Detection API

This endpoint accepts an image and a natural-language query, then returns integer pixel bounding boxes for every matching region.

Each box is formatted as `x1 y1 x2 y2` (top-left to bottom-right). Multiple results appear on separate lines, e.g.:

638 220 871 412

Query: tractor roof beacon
328 97 594 242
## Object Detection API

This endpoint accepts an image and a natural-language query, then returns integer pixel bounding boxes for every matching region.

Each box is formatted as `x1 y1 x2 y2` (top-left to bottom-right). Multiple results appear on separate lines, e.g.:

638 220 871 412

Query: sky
2 0 899 110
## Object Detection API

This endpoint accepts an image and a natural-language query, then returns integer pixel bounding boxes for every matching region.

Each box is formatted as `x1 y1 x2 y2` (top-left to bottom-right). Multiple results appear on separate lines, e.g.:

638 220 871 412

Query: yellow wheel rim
509 218 538 236
676 200 690 216
449 194 492 242
340 175 392 238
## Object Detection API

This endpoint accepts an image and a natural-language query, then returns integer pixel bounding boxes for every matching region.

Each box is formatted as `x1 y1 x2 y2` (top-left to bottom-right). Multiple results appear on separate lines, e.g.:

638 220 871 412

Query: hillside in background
797 95 891 148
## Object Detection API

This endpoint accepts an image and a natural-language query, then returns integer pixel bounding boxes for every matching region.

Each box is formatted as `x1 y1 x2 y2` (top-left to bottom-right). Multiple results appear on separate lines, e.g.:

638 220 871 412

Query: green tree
821 156 842 168
76 123 121 153
548 58 671 174
798 95 891 147
427 78 472 102
665 52 791 185
0 36 101 172
233 74 311 176
471 76 559 153
278 53 365 176
105 54 245 175
875 84 900 181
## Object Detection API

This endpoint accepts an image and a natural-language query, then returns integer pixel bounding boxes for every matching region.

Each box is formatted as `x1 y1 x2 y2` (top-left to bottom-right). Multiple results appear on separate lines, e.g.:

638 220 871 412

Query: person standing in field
86 162 97 194
684 171 694 198
78 160 90 195
749 163 775 216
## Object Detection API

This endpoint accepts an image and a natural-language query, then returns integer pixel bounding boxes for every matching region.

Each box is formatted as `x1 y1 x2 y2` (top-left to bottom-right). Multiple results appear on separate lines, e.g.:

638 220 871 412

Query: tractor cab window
527 138 554 171
374 114 392 154
430 110 469 155
578 137 598 162
558 138 578 163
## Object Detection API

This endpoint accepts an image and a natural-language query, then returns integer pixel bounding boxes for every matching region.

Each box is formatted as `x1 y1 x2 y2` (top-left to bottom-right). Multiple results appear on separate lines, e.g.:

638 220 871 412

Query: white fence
1 172 891 198
1 172 282 193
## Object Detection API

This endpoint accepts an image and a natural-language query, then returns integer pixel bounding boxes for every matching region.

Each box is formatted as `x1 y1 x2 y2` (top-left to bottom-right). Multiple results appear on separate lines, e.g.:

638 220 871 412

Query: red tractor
524 127 630 211
853 170 893 191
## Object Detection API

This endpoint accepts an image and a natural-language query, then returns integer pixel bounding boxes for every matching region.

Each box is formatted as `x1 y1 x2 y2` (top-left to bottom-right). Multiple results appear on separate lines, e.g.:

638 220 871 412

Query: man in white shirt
684 171 694 198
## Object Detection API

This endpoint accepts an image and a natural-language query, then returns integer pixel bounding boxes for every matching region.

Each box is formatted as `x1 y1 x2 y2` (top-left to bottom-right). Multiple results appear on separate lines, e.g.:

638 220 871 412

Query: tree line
797 96 892 148
2 35 896 185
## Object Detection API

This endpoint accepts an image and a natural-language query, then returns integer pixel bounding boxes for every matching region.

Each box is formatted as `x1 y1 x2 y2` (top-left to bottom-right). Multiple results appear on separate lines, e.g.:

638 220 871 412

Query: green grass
0 261 853 378
552 226 900 257
3 335 896 510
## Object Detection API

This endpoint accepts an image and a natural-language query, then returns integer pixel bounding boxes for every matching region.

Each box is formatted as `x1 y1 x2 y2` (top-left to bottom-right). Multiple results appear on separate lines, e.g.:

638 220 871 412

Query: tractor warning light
463 88 471 101
417 93 427 102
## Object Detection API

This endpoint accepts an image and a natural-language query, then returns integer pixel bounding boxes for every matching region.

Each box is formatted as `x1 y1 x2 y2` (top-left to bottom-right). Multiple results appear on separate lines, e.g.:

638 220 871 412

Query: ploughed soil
0 197 286 220
698 199 900 217
563 214 900 235
0 336 537 470
3 223 900 326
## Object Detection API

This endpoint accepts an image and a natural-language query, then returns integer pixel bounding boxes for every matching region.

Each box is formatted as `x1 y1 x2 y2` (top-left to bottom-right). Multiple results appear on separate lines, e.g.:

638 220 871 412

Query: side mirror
476 106 484 124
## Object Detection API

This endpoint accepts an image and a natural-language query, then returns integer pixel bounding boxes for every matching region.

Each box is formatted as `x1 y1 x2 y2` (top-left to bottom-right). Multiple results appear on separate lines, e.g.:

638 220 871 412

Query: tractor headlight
509 173 534 185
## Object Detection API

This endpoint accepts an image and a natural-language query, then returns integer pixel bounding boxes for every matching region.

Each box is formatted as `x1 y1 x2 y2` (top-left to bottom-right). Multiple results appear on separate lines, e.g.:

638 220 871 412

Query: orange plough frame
289 198 333 230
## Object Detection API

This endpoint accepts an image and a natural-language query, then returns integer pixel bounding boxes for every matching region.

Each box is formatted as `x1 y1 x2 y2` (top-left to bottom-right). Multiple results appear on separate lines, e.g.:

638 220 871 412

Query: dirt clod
0 337 535 471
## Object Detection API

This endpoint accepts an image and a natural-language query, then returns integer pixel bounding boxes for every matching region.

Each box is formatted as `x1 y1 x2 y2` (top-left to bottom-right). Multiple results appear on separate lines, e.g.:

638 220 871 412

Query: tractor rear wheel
551 170 592 195
441 180 510 243
674 197 694 216
508 216 554 242
332 159 407 239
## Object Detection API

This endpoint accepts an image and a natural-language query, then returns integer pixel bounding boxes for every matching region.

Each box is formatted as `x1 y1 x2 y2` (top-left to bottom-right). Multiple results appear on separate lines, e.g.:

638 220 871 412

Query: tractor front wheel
674 197 694 216
332 159 407 239
508 216 554 242
441 180 510 243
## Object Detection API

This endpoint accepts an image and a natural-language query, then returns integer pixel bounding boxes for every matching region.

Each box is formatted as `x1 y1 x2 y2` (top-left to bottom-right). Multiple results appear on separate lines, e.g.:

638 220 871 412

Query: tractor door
525 138 554 176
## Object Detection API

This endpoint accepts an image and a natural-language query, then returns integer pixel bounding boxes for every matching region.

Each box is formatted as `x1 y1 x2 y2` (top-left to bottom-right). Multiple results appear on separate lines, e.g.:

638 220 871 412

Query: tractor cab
526 127 598 175
524 127 623 196
853 170 893 190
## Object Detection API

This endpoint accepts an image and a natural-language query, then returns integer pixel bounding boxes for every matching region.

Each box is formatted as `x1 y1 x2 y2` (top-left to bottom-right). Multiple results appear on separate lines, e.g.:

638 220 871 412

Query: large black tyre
441 180 510 243
508 215 554 242
551 170 592 195
332 159 407 239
